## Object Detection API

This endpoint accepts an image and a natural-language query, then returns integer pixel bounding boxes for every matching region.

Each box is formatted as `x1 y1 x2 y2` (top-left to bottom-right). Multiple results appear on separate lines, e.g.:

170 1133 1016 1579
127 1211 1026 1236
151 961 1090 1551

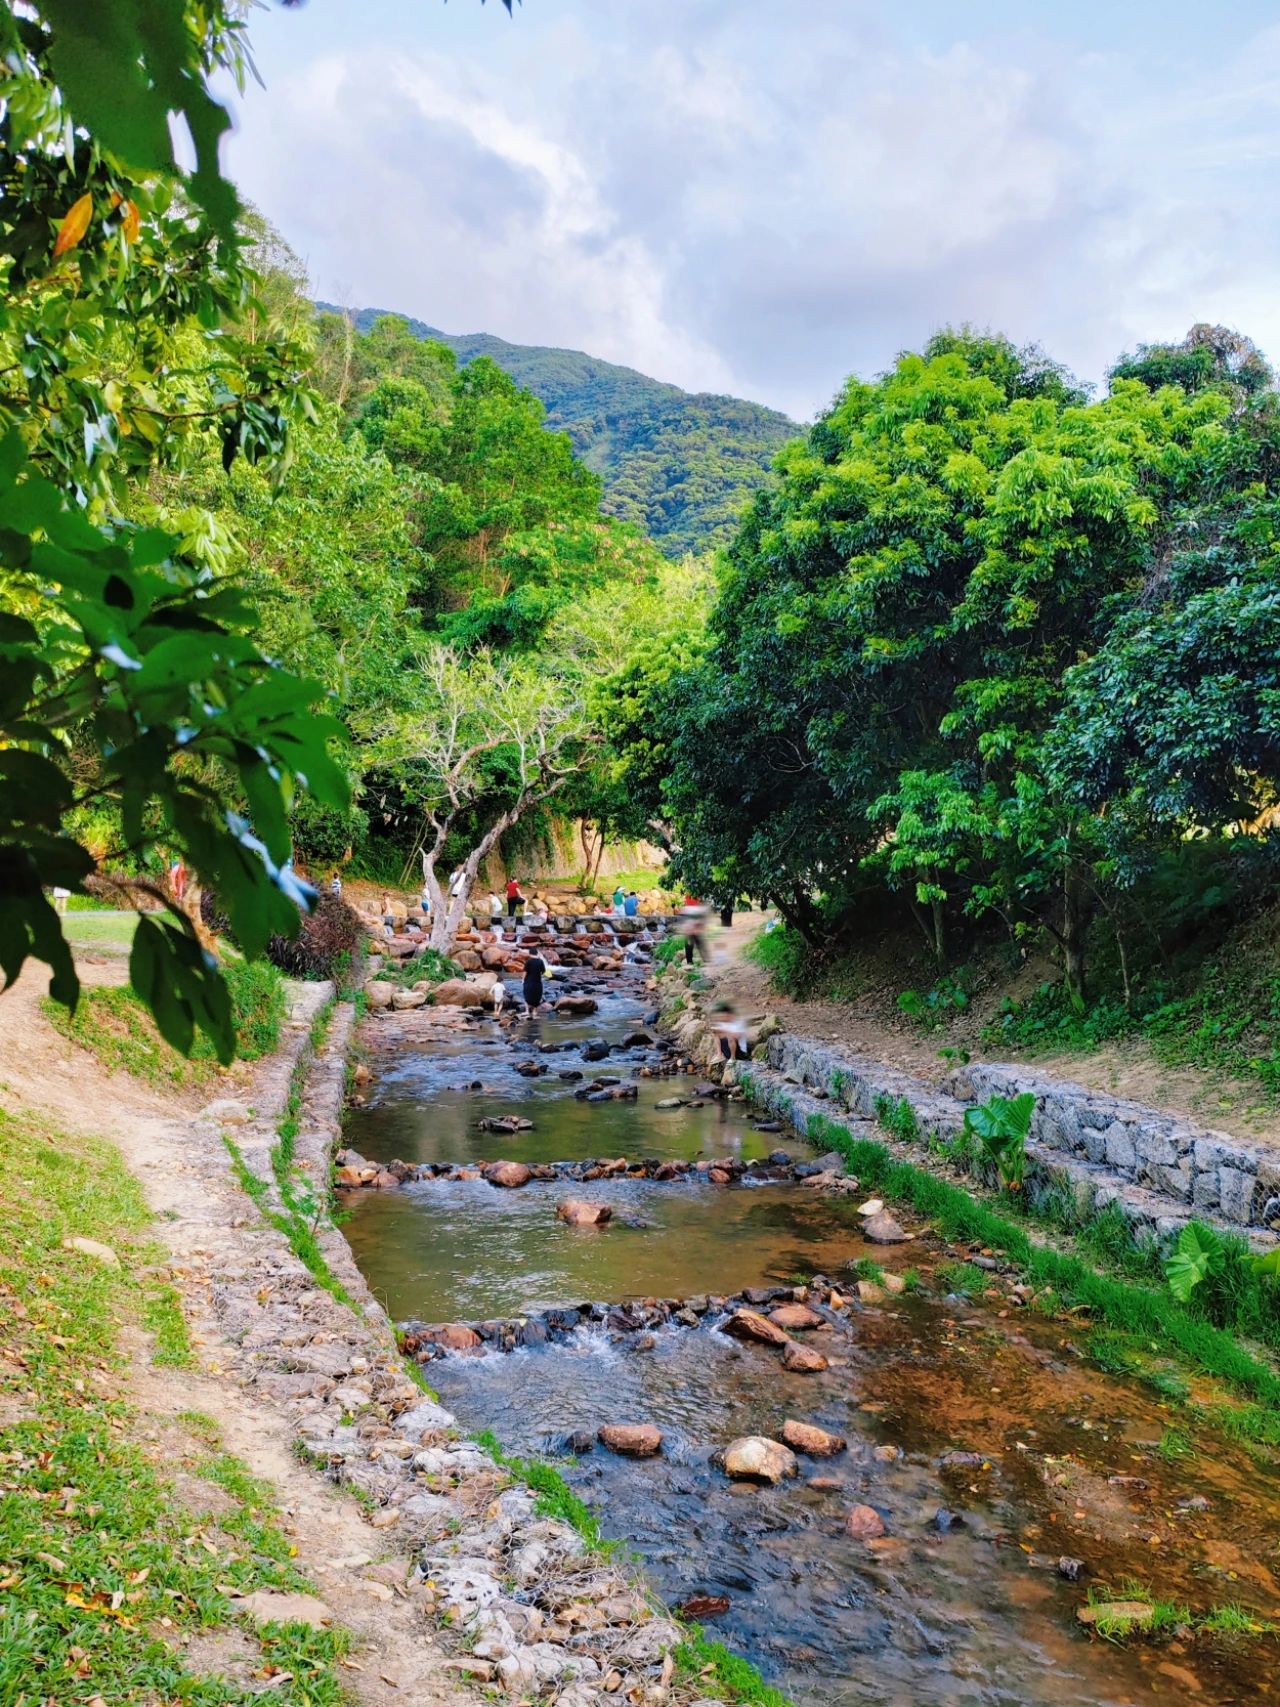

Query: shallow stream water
343 969 1280 1706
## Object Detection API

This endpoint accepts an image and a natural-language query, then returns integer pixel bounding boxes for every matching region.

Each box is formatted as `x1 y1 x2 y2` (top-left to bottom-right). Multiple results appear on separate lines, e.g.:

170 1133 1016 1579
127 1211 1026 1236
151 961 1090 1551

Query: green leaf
129 914 235 1064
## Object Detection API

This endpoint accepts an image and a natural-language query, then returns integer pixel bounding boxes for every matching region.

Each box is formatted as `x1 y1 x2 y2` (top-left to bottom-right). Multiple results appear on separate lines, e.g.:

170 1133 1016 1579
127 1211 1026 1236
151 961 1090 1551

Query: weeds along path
0 960 474 1707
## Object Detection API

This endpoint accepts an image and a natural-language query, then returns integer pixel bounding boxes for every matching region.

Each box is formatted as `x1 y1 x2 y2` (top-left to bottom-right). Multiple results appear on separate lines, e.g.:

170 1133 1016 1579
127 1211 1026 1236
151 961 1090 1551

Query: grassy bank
42 958 286 1090
0 1104 352 1704
759 1086 1280 1442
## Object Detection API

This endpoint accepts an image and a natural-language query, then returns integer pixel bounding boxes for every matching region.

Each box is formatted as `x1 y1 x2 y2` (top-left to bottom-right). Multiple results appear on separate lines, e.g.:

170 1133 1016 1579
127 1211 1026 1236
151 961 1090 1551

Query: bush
221 958 287 1059
264 892 365 980
744 922 811 994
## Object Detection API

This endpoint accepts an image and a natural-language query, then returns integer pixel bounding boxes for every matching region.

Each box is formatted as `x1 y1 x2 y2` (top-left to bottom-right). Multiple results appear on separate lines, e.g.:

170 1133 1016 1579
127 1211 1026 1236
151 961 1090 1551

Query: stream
342 962 1280 1707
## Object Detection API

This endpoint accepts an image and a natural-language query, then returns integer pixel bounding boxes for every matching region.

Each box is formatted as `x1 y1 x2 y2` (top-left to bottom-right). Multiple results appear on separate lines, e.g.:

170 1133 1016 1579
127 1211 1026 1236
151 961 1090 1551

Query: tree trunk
777 883 823 945
423 778 569 953
1062 861 1090 1011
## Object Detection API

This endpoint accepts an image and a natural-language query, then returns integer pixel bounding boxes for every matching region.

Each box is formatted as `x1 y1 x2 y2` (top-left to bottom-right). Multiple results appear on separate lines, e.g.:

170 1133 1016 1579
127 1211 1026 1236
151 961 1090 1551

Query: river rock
845 1504 886 1540
768 1303 824 1331
555 995 599 1016
431 979 489 1007
454 949 483 971
478 1115 534 1134
856 1280 886 1304
721 1309 790 1347
484 1162 533 1189
721 1436 797 1483
364 980 394 1010
418 1324 482 1351
781 1340 828 1373
598 1423 662 1457
780 1420 846 1456
862 1211 912 1244
1077 1600 1155 1633
655 1097 685 1110
622 1031 654 1048
583 1041 611 1061
391 987 428 1010
556 1199 613 1227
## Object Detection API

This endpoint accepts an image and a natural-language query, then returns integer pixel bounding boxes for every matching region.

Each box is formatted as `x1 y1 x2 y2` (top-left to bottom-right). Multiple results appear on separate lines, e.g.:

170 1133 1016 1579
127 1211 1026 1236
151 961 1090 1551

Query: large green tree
660 331 1239 999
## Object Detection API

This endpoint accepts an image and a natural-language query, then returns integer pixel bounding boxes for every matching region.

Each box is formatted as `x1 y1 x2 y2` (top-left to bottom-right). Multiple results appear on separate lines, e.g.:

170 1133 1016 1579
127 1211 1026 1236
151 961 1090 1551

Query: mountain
336 306 802 556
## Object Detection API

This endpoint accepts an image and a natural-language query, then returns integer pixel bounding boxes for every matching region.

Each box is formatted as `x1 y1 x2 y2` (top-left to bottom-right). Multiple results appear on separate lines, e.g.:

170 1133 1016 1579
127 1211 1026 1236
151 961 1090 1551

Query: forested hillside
322 304 800 554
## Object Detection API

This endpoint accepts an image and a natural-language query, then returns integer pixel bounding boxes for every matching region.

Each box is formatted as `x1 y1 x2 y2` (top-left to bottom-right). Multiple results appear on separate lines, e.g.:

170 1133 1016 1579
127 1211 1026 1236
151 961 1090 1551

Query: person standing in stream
522 948 552 1017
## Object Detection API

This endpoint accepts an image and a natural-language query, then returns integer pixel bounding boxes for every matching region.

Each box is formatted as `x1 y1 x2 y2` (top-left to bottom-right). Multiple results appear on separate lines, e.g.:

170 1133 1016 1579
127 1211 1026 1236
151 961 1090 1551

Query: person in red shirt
505 877 525 919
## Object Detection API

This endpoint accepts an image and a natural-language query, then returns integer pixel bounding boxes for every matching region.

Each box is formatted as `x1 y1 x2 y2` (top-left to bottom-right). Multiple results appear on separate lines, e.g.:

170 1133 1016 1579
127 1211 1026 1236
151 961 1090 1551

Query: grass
60 910 140 948
674 1634 794 1707
0 1103 352 1705
1084 1577 1277 1644
796 1107 1280 1435
224 996 356 1309
42 958 287 1089
472 1430 613 1554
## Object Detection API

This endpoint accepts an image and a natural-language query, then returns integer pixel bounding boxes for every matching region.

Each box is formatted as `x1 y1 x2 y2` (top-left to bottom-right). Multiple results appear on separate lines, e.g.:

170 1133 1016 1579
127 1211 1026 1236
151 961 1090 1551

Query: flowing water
343 968 1280 1706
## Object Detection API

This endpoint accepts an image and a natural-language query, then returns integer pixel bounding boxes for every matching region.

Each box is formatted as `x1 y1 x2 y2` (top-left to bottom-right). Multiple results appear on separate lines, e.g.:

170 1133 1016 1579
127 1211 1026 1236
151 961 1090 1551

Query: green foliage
656 322 1280 1020
744 923 812 995
873 1093 920 1144
334 307 799 555
962 1092 1036 1191
1 4 349 1059
1165 1222 1227 1303
898 976 970 1030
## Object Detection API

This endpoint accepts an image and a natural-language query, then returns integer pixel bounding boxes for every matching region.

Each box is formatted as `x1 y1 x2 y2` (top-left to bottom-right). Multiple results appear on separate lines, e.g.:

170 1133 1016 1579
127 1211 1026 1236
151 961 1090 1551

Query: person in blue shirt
623 891 639 917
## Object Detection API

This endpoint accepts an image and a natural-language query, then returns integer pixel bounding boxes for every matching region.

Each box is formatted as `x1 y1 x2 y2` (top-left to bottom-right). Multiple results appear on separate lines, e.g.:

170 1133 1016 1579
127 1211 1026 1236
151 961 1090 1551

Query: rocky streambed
341 953 1280 1707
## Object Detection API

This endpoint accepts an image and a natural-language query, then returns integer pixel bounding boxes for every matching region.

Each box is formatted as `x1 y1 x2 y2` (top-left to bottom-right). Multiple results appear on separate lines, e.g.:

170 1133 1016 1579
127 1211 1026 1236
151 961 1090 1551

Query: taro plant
962 1092 1036 1191
1164 1221 1227 1303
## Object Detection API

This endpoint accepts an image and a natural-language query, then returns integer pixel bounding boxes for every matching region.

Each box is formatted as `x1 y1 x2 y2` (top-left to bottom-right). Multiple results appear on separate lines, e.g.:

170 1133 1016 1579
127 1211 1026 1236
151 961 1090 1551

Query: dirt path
0 962 472 1706
705 914 1280 1148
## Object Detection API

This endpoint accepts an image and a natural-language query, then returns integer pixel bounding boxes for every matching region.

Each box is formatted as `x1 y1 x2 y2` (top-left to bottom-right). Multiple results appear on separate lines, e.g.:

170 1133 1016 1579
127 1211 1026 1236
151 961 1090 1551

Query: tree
662 332 1234 1000
0 1 344 1054
364 645 591 949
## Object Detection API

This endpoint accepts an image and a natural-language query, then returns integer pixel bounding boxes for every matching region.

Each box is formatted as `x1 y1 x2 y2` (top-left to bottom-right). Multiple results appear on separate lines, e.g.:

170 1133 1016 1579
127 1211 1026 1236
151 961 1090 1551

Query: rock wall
755 1031 1280 1244
954 1060 1280 1234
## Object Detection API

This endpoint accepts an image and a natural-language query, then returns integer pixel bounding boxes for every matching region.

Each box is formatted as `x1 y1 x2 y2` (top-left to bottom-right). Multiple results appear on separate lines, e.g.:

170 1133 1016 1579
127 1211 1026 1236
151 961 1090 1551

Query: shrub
266 893 365 979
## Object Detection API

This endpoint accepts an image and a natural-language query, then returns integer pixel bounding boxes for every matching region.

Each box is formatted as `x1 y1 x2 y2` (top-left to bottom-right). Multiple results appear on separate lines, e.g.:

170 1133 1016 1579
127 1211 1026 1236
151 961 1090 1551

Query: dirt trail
0 960 471 1706
704 914 1280 1148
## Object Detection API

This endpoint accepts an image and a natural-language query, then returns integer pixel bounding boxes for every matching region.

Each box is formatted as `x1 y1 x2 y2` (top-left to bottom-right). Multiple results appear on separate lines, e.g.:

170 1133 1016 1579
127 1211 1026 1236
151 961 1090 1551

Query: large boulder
556 1199 613 1227
555 995 598 1016
863 1211 912 1245
484 1161 532 1189
598 1423 662 1457
364 980 394 1010
781 1340 828 1373
845 1504 886 1540
721 1309 789 1348
769 1303 824 1332
391 987 427 1010
431 979 489 1008
721 1436 797 1484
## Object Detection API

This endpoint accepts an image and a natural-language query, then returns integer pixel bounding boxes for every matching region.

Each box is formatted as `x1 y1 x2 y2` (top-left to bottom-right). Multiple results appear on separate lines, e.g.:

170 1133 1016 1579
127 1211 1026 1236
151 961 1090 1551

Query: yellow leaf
53 194 93 260
122 200 141 244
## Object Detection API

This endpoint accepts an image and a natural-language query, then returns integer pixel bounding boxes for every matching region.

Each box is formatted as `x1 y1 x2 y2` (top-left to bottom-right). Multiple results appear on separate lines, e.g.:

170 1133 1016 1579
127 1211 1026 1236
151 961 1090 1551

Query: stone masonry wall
758 1032 1280 1246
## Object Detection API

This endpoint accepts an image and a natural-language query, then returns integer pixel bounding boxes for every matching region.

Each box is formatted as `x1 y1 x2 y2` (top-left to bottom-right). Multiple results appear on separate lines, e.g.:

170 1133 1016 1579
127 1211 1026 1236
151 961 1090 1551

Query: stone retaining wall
183 986 707 1707
757 1032 1280 1246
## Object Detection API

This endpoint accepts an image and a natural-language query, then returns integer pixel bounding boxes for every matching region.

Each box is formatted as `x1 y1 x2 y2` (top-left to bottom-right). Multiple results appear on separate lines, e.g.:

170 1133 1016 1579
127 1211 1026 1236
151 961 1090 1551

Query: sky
222 0 1280 421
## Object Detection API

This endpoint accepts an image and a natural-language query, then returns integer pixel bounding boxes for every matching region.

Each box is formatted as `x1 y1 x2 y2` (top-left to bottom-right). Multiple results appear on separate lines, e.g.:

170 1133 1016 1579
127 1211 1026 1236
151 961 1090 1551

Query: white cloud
224 2 1280 419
